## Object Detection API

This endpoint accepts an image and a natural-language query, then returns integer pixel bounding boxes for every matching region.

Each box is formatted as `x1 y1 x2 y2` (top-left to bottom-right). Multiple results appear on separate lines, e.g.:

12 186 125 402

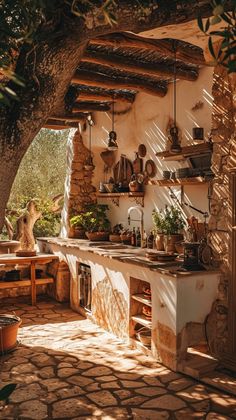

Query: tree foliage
5 128 67 237
1 0 234 106
198 0 236 72
9 128 67 203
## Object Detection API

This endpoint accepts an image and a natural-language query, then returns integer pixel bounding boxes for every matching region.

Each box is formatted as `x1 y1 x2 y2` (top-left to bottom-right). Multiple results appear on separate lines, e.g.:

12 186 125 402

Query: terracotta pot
109 234 122 243
163 234 184 252
86 232 109 241
155 234 165 251
0 314 22 354
69 226 86 239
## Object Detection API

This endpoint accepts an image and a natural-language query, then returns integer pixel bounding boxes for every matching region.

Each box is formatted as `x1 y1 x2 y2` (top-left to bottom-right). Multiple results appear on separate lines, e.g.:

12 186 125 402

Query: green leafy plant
70 204 110 233
198 0 236 73
152 205 185 235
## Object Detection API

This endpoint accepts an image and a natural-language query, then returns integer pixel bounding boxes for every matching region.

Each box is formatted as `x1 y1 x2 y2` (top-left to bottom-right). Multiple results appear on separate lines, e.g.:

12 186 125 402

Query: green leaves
0 384 17 401
70 204 110 232
197 0 236 73
152 206 185 235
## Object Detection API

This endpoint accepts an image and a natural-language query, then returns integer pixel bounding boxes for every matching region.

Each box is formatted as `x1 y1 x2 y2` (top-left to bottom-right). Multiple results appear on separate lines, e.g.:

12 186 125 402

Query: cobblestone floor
0 296 236 420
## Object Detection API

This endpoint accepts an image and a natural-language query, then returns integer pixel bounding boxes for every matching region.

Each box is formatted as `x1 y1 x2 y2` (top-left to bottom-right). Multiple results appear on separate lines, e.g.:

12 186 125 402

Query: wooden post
31 261 36 306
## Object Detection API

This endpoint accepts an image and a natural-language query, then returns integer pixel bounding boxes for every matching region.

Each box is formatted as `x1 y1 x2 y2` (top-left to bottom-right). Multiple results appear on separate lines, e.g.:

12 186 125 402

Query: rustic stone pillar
206 66 236 359
60 128 97 238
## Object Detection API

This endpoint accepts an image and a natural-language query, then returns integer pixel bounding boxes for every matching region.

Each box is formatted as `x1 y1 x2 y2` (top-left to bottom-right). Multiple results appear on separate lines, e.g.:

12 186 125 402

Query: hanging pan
145 159 157 178
138 144 147 158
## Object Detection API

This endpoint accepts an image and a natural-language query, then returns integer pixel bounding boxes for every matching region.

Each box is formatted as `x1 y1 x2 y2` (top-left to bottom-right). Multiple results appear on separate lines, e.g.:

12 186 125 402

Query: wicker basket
120 233 131 245
136 327 151 347
109 234 122 242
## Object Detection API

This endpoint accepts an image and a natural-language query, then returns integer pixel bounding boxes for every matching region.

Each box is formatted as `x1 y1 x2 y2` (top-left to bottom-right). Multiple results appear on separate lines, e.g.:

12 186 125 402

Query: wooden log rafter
89 32 205 66
72 69 167 97
44 119 83 130
76 90 135 103
82 51 199 81
72 102 111 112
50 114 88 122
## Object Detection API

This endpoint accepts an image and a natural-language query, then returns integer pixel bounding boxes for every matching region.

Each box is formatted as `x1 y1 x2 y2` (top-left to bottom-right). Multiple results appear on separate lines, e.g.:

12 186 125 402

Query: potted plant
70 204 111 241
152 205 185 252
152 208 165 251
0 314 22 354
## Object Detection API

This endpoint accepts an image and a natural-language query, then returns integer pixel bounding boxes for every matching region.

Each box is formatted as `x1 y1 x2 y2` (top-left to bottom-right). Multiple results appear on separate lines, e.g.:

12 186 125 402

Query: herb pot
86 232 109 241
164 234 184 252
155 233 165 251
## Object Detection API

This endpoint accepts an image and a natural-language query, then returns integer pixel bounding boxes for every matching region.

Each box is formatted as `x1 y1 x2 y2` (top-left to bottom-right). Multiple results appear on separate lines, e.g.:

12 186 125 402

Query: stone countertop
37 237 219 278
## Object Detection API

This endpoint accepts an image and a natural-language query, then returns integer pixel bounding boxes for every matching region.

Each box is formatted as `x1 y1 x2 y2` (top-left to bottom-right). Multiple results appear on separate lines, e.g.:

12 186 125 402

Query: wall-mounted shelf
148 177 210 186
97 191 144 207
156 143 212 161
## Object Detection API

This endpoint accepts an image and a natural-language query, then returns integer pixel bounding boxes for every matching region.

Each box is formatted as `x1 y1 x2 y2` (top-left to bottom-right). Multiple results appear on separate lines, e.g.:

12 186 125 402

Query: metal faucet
127 206 144 246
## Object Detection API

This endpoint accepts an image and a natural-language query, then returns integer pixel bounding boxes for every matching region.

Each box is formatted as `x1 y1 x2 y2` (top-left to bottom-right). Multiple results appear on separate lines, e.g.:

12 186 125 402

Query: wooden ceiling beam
50 114 88 122
76 91 135 103
89 33 205 66
71 69 167 97
72 102 111 113
44 119 82 130
82 51 198 81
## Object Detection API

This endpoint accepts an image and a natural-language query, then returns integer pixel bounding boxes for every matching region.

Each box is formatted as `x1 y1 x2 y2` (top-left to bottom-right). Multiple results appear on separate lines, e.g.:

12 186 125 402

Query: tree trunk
0 0 233 230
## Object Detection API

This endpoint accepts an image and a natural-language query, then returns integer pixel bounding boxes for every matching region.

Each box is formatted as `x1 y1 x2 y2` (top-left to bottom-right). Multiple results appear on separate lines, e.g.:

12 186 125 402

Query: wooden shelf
156 143 212 161
97 191 144 207
131 314 152 328
148 177 209 186
132 293 152 307
0 277 54 289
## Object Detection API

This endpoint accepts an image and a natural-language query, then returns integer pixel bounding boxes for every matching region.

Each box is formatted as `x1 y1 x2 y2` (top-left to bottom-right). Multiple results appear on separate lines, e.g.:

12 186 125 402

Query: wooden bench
0 253 59 305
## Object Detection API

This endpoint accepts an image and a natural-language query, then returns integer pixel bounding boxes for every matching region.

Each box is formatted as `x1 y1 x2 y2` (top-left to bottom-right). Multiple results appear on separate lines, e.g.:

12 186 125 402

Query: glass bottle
136 227 141 247
131 227 136 247
147 230 154 249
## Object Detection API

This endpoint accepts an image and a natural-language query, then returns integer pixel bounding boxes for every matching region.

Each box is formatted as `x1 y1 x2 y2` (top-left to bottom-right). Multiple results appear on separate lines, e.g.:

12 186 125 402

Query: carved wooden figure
16 200 41 251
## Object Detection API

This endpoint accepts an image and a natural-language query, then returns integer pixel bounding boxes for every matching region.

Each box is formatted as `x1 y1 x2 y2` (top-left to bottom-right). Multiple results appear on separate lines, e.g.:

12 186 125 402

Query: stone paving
0 296 236 419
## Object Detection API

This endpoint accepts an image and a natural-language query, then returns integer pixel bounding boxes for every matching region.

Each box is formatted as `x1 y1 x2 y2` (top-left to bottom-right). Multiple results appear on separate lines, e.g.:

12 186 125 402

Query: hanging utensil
133 152 143 175
145 159 157 178
138 144 147 158
100 150 116 168
113 156 133 187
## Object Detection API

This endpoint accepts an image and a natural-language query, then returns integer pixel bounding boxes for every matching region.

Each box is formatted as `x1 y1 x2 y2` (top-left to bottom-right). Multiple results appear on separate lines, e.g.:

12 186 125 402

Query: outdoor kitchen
35 56 226 373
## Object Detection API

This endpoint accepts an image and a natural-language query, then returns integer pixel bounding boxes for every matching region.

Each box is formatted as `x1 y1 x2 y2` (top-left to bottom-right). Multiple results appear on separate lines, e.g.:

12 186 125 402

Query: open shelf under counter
132 293 152 307
97 191 144 207
147 177 210 186
131 314 152 329
129 337 152 356
0 277 54 289
156 143 212 161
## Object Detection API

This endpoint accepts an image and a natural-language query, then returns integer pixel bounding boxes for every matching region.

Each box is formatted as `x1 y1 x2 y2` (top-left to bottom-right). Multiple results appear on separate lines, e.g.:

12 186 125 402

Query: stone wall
61 128 97 238
207 66 236 357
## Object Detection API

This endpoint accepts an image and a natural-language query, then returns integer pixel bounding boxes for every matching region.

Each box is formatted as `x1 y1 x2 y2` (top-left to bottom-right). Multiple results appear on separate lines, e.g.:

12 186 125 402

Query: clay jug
155 233 165 251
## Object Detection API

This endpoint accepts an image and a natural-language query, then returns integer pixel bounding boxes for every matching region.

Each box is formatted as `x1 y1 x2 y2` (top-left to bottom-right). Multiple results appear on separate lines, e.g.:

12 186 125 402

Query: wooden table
0 253 59 305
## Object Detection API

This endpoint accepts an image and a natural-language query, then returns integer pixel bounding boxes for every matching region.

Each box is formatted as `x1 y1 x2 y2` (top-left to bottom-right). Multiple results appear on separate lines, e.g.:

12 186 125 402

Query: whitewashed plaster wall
82 66 214 233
